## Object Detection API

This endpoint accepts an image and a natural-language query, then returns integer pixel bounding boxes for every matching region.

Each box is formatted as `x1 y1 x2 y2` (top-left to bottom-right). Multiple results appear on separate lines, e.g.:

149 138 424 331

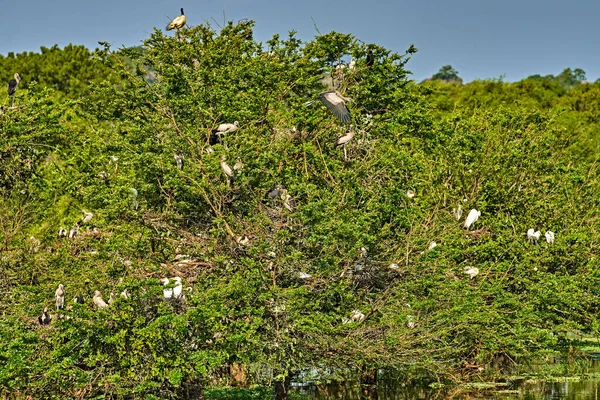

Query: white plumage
55 284 65 310
545 231 555 244
464 267 479 279
298 272 312 280
81 209 93 224
527 228 541 244
166 8 186 31
93 290 108 309
161 277 183 299
350 309 366 322
174 153 184 170
464 209 481 230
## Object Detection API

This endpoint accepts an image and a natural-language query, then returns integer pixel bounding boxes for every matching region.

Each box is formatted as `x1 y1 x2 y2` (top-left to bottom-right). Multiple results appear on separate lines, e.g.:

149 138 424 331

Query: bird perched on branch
211 121 239 148
336 125 355 161
7 73 21 107
527 229 541 244
55 284 65 310
166 8 186 31
58 227 67 238
220 155 234 186
81 209 93 224
464 209 481 231
93 290 108 309
366 49 375 68
161 277 183 299
545 231 555 244
234 157 243 173
68 223 79 239
38 307 52 325
174 153 184 170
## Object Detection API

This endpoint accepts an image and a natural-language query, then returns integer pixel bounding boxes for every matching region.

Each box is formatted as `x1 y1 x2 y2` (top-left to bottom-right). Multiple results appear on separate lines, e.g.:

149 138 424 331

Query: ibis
336 125 355 161
174 153 184 170
220 155 234 186
545 231 555 244
38 307 52 325
318 90 352 124
166 8 186 31
464 209 481 230
161 277 183 299
93 290 108 309
55 284 65 310
7 73 21 107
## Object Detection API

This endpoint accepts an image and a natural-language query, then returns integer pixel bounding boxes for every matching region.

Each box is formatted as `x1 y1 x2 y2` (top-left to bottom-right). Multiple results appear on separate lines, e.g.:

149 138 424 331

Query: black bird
366 50 374 68
7 73 21 107
38 307 52 325
74 295 85 304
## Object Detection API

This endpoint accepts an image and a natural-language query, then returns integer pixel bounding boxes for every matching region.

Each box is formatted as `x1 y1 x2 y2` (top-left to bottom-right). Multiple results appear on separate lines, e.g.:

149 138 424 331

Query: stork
335 125 355 161
318 91 352 124
93 290 108 309
212 121 239 148
233 157 243 173
350 310 366 322
81 209 93 224
68 223 79 239
7 73 21 107
38 307 52 325
55 284 65 311
220 155 234 186
464 267 479 279
166 8 186 31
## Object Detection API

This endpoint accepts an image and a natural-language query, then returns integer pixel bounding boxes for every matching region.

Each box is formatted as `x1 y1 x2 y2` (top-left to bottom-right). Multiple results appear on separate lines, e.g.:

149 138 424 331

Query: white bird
38 306 52 325
336 126 355 161
428 241 437 250
527 229 541 244
236 235 250 246
389 263 400 270
360 247 368 258
348 59 356 70
55 284 65 310
109 155 119 164
406 189 415 199
452 205 463 221
58 227 67 237
318 90 353 124
174 153 184 170
98 171 108 182
81 209 93 224
108 292 115 306
216 121 239 135
161 277 183 299
545 231 555 244
464 267 479 279
166 8 186 31
120 288 129 299
407 315 415 329
298 272 312 280
464 209 481 230
128 188 139 210
350 310 366 322
220 155 234 186
29 236 40 253
233 157 243 173
93 290 108 309
68 223 79 239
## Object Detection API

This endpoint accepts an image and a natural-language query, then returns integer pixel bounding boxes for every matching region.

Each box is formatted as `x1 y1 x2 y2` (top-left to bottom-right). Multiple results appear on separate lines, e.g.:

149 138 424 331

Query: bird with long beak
335 125 355 161
38 307 52 325
318 90 353 124
220 155 234 186
55 284 65 310
166 8 186 31
463 209 481 231
93 290 108 309
7 73 21 107
212 121 239 148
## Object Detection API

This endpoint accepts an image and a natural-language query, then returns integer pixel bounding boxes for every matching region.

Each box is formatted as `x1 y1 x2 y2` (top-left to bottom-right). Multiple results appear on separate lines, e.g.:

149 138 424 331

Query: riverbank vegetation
1 19 600 399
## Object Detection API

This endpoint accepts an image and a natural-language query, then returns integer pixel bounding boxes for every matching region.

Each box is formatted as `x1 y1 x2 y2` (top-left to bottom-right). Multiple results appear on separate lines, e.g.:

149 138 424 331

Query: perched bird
366 49 374 68
464 267 479 279
336 126 355 161
266 185 284 200
406 189 415 199
545 231 555 244
108 292 115 306
360 247 368 258
452 205 463 221
98 171 108 182
279 188 296 212
389 263 400 270
407 315 415 329
350 309 366 322
93 290 108 309
174 153 184 170
29 236 40 253
166 8 186 31
7 73 21 107
161 277 183 299
428 241 437 251
38 307 52 325
527 229 541 244
58 227 67 238
120 288 129 299
68 223 79 239
233 157 243 173
298 272 312 280
236 235 250 246
81 209 93 224
348 59 356 70
55 284 65 310
128 188 139 210
464 209 481 230
220 155 234 186
318 90 353 124
73 295 85 304
215 121 239 135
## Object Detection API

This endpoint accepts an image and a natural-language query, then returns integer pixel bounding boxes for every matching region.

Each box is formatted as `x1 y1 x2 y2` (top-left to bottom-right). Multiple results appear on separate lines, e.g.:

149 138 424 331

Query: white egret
545 231 555 244
128 188 139 210
55 284 65 310
527 229 541 244
464 267 479 279
464 209 481 230
161 277 183 299
350 309 366 322
166 8 186 31
428 241 437 251
38 307 51 325
298 272 312 280
93 290 108 309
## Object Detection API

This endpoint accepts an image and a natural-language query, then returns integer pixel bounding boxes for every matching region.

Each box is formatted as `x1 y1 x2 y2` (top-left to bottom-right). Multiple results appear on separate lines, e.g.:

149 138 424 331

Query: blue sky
1 0 599 82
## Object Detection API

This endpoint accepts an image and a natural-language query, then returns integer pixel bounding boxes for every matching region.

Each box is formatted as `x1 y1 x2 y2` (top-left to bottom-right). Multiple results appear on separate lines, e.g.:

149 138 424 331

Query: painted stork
318 91 352 124
7 73 21 107
38 307 52 325
81 209 93 224
335 125 355 161
55 284 65 310
166 8 186 31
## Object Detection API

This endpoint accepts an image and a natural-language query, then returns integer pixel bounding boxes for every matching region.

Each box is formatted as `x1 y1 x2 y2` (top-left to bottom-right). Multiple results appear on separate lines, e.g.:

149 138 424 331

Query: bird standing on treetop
7 73 21 107
318 91 353 124
55 284 65 310
81 209 93 224
366 49 374 68
161 277 183 299
166 8 186 31
545 231 555 244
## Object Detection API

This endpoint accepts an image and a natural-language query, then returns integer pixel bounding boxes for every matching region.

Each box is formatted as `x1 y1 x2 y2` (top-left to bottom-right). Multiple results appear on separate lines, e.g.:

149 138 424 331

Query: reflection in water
291 379 600 399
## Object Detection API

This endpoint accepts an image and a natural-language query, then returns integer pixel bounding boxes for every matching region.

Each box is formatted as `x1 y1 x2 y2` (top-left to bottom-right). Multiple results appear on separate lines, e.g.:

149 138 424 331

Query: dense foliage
1 20 600 399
